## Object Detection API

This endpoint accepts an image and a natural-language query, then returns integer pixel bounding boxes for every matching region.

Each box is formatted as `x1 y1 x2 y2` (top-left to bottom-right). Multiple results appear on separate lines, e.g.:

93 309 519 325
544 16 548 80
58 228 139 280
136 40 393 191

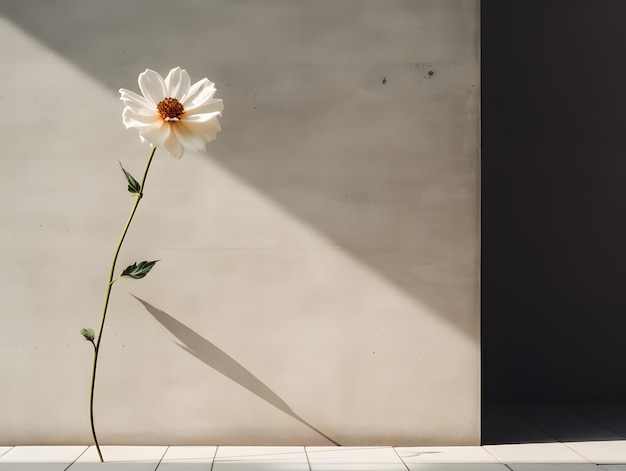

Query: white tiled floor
484 443 592 463
566 441 626 464
0 443 625 470
213 446 309 471
396 445 507 471
158 446 217 470
0 446 88 470
504 466 599 471
69 446 167 470
306 447 406 471
396 445 501 463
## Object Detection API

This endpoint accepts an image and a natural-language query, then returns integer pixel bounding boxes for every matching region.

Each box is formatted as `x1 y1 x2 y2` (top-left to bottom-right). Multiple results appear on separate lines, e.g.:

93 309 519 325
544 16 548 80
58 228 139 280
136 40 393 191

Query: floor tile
575 404 626 437
564 441 626 464
600 466 626 470
0 446 87 470
306 446 406 471
69 446 167 470
506 465 600 471
157 446 217 470
484 443 590 463
212 446 309 470
398 465 509 471
395 446 499 463
516 404 622 442
482 405 556 445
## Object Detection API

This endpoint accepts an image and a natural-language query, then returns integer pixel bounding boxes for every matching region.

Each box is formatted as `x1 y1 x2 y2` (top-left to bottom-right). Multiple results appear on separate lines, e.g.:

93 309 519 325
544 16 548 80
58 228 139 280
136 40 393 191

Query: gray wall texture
0 0 480 445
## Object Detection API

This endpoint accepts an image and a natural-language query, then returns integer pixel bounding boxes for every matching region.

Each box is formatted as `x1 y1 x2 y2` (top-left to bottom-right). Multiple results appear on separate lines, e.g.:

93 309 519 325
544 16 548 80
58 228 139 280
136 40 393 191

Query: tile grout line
574 407 626 440
482 444 517 470
153 445 170 471
0 447 13 459
506 405 563 442
560 441 597 465
209 445 219 471
63 445 89 471
511 409 563 443
303 446 313 471
391 446 410 471
568 407 623 440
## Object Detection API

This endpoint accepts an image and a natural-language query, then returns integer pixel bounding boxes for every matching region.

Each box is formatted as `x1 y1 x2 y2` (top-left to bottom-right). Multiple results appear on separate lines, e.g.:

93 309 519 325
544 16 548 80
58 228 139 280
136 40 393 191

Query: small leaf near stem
119 161 141 195
121 260 159 279
80 328 96 350
80 328 95 342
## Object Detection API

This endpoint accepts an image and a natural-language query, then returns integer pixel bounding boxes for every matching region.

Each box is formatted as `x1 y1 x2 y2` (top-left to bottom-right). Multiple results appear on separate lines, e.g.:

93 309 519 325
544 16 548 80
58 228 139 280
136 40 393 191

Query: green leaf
121 260 159 279
119 161 141 194
80 328 95 342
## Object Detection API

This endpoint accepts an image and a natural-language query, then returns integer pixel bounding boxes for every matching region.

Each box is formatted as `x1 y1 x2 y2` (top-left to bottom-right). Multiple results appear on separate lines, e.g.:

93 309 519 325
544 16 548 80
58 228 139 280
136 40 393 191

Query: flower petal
124 104 159 117
185 98 224 116
183 110 222 123
187 84 217 108
163 130 184 158
119 88 154 111
182 78 214 106
182 117 222 143
138 69 167 106
137 121 171 147
174 123 206 152
122 107 160 128
164 67 191 100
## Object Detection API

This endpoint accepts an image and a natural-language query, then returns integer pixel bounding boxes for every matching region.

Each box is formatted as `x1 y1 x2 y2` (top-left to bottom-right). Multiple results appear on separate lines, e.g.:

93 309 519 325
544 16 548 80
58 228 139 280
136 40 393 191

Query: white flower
119 67 224 158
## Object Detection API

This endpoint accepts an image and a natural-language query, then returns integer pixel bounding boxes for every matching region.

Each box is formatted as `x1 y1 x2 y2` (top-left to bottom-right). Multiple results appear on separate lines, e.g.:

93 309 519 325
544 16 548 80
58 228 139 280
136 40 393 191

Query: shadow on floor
482 403 626 445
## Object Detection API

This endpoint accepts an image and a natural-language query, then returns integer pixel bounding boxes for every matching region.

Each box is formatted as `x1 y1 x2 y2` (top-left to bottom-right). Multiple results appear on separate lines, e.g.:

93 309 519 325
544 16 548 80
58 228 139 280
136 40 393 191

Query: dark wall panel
482 0 626 404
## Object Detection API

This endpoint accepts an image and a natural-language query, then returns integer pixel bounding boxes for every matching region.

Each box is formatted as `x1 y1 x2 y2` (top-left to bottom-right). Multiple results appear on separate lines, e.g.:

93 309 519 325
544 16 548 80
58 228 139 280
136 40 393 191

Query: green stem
88 146 157 463
109 276 122 286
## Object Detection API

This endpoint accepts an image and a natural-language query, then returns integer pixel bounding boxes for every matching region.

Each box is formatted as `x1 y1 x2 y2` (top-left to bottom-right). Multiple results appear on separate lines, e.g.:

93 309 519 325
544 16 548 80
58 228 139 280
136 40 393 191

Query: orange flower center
157 97 184 121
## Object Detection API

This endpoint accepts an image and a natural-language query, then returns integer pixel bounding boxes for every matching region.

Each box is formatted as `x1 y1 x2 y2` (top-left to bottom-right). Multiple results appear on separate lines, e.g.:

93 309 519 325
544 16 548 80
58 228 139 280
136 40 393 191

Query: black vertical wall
482 0 626 406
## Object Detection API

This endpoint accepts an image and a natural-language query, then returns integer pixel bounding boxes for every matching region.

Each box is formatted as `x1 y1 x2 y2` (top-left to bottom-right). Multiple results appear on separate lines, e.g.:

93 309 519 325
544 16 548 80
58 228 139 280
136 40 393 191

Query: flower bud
80 328 95 342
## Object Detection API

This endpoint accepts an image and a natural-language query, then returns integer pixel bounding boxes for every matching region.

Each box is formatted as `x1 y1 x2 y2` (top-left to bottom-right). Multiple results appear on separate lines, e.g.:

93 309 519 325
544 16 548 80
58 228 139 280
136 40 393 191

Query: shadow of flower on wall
131 295 339 446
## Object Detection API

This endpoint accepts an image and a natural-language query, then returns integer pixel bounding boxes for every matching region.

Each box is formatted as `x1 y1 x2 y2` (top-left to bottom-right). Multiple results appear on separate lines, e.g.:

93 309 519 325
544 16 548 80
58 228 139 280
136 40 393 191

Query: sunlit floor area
3 406 626 471
3 405 626 470
1 443 626 470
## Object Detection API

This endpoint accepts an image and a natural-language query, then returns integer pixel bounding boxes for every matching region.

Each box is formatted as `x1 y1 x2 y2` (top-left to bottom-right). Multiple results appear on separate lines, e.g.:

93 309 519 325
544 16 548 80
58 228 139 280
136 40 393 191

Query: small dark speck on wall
382 76 387 85
428 70 434 77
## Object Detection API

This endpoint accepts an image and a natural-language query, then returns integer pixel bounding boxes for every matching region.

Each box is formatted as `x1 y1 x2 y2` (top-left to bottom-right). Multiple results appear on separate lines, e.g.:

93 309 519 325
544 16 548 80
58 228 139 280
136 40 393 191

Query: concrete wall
0 0 480 445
